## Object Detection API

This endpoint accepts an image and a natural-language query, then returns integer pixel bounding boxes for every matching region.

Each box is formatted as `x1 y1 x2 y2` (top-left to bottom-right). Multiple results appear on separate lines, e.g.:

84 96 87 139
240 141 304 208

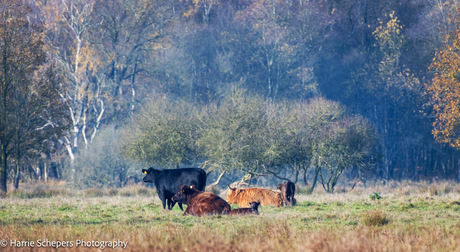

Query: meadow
0 181 459 251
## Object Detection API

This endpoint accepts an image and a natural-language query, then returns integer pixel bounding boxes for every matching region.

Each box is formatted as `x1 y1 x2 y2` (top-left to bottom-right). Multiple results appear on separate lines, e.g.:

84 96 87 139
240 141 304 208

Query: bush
369 192 382 200
67 125 144 189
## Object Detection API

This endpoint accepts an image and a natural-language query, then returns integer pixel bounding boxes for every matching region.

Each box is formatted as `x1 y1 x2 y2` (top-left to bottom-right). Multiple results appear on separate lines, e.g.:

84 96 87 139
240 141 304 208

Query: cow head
249 201 260 211
225 184 240 204
142 167 158 183
172 185 198 204
277 182 286 191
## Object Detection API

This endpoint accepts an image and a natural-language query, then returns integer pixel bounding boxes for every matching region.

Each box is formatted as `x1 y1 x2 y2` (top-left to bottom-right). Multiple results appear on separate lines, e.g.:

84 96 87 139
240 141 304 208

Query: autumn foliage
428 8 460 149
2 0 460 191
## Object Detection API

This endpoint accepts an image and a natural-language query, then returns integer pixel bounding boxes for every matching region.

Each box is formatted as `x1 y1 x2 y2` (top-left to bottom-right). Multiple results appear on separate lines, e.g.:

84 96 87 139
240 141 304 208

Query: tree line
0 0 459 192
121 90 377 193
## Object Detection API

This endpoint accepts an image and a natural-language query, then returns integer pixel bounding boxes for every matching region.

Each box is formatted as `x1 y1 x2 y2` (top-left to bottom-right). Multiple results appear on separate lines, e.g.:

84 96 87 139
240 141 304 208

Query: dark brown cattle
277 181 296 206
172 185 231 217
229 202 260 215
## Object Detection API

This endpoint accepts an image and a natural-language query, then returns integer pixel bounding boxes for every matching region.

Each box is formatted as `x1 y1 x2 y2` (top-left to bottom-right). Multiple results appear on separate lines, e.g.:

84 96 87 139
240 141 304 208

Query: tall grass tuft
428 186 439 196
361 210 389 226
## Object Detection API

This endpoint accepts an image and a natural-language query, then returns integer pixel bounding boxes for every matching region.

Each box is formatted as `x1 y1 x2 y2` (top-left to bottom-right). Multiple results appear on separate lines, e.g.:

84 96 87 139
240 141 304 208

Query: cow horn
227 184 236 191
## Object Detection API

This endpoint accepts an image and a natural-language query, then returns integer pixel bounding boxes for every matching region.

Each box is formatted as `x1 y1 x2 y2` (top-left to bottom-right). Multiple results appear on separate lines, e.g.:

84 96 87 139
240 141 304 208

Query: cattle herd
142 167 296 217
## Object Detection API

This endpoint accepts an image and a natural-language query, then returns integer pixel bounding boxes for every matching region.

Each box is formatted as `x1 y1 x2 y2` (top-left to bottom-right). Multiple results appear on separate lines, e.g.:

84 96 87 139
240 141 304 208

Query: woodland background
1 0 460 193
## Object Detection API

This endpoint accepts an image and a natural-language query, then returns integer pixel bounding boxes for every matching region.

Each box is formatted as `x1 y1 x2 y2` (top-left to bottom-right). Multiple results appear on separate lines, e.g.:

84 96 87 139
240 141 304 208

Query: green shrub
369 192 382 200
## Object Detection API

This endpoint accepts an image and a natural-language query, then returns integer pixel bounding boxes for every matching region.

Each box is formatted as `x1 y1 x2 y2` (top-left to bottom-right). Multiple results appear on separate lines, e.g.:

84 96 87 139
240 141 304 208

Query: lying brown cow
172 185 231 217
277 181 296 206
229 202 260 215
226 185 283 207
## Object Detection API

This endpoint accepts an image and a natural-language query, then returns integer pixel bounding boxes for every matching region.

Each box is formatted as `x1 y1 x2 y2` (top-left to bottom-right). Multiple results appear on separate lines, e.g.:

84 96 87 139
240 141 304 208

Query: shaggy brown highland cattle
172 185 231 217
226 185 283 207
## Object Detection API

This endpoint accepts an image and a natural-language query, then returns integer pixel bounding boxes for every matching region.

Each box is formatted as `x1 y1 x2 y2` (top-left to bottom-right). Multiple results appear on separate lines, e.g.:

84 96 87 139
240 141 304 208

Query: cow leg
159 192 167 209
170 201 177 209
166 198 172 210
167 198 176 210
178 203 184 211
288 196 294 206
183 207 191 216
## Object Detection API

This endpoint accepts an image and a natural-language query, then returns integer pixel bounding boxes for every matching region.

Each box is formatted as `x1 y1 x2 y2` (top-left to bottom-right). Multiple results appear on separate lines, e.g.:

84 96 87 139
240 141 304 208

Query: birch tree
43 0 105 161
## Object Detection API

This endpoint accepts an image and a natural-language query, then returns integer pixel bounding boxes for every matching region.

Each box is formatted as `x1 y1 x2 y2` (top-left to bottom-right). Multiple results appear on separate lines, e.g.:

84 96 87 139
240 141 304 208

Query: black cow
142 167 206 210
277 180 296 206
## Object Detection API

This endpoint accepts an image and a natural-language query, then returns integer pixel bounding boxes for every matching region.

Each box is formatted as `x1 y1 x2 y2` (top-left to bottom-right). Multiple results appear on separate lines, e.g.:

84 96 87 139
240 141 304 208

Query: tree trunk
294 167 299 183
13 161 19 190
44 161 48 183
0 143 7 193
308 167 320 194
13 137 20 190
90 99 104 142
351 170 367 191
62 137 75 162
205 170 226 191
131 62 137 111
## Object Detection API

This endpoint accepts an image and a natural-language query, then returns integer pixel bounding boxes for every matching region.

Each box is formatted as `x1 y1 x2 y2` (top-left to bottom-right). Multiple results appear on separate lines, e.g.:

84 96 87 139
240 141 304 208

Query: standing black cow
277 180 296 206
142 167 206 210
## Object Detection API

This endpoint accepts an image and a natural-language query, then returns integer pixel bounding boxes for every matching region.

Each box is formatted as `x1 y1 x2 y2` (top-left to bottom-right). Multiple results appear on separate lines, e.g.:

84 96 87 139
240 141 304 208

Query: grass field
0 181 459 251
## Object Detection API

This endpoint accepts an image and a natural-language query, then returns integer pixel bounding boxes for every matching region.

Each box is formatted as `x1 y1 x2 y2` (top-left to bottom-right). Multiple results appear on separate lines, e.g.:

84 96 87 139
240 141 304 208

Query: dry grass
0 181 459 251
361 210 389 226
